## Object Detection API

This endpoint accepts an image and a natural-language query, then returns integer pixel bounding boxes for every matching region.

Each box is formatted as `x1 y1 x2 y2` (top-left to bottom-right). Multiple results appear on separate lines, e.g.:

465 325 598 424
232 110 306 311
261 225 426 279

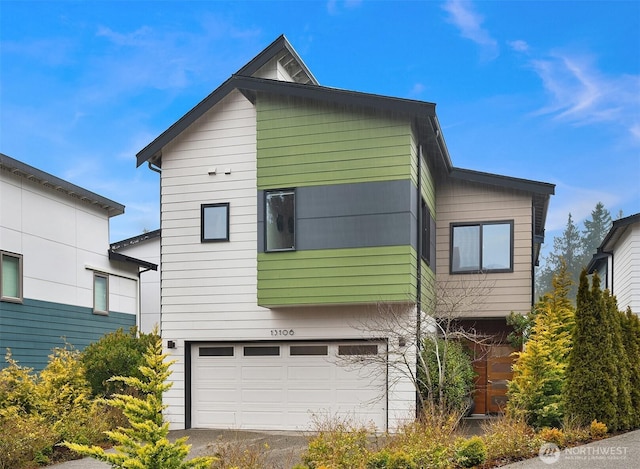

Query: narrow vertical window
201 203 230 242
265 190 295 251
94 272 109 315
1 251 23 303
421 199 432 265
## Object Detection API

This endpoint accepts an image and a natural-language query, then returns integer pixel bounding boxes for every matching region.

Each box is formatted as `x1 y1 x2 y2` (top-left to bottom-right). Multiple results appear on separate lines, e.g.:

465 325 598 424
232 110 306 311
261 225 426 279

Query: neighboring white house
111 229 161 333
134 36 554 431
0 153 157 370
588 213 640 315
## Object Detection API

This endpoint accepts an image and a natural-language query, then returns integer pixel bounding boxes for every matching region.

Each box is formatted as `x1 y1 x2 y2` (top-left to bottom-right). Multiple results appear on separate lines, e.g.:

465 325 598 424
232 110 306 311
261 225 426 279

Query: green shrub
454 436 487 468
418 338 475 415
0 351 38 413
81 327 158 397
481 415 542 463
302 416 373 469
64 334 214 469
367 449 416 469
0 406 56 469
589 420 608 439
537 427 566 447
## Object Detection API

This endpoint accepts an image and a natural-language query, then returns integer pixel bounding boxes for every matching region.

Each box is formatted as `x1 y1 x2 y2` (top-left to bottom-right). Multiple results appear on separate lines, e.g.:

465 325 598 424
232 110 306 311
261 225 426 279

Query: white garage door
191 341 387 431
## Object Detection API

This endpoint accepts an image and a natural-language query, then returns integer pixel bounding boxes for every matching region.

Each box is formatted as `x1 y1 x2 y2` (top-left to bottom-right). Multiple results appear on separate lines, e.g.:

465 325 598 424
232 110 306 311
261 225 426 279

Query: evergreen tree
64 335 215 469
564 271 619 430
621 308 640 428
508 261 575 428
581 202 612 267
602 291 633 430
536 213 583 302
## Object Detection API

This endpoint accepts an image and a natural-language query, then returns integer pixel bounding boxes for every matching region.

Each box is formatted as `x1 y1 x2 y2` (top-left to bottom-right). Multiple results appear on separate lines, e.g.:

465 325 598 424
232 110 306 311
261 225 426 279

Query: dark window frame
450 220 514 274
0 251 23 303
421 199 433 266
201 202 230 242
264 189 296 252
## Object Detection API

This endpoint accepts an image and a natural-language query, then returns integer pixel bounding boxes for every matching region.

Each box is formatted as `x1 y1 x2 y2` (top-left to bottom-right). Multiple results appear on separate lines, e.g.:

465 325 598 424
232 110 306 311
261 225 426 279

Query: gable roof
0 152 125 217
587 212 640 273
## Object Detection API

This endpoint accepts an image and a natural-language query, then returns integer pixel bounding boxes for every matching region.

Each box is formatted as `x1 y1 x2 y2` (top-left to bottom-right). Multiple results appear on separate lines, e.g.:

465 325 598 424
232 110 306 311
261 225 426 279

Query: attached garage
189 341 387 431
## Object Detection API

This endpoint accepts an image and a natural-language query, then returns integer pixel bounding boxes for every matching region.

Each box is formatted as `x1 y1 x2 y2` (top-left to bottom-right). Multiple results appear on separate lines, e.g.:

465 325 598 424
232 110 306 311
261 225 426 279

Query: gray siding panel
0 298 136 371
258 180 417 252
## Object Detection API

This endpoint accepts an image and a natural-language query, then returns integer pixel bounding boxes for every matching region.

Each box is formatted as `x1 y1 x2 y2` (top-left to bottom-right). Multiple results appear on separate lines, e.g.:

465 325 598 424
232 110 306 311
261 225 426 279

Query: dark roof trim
108 250 158 271
136 75 438 167
237 34 318 85
587 251 610 274
449 167 555 196
598 212 640 252
111 229 161 251
0 152 125 217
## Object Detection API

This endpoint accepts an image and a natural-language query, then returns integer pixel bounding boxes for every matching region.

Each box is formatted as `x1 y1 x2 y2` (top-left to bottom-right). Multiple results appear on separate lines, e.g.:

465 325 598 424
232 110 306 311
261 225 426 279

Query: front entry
471 343 516 414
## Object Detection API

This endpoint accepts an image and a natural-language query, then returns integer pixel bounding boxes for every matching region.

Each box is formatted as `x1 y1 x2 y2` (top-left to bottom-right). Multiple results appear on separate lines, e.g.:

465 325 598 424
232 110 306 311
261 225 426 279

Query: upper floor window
265 189 295 251
1 251 23 303
93 272 109 315
451 221 513 274
201 203 230 242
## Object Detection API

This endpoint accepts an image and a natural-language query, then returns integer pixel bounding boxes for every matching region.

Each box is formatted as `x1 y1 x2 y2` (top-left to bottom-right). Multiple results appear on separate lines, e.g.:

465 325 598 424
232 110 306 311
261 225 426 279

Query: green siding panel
0 298 135 371
257 94 414 189
258 246 419 306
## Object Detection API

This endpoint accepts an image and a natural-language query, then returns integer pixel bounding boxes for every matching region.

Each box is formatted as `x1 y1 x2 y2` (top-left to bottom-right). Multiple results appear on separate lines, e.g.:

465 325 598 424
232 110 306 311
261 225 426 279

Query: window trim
0 251 23 303
201 202 230 242
93 271 109 315
450 220 514 274
264 188 296 252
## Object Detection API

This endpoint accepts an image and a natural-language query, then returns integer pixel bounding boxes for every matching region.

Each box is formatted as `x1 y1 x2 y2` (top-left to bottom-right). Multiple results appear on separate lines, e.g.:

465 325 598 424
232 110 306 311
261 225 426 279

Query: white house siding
0 169 138 312
435 177 534 317
115 235 161 333
159 89 415 430
613 223 640 314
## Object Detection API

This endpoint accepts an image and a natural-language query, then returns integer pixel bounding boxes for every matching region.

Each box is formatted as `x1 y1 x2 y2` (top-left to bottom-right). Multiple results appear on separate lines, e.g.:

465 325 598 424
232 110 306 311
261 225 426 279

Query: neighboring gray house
588 212 640 314
0 153 157 370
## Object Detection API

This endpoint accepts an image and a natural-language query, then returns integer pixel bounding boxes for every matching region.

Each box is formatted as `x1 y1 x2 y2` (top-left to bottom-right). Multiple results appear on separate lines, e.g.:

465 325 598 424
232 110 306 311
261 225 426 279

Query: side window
451 221 513 274
265 189 295 251
1 251 23 303
93 272 109 315
201 203 230 242
421 199 433 266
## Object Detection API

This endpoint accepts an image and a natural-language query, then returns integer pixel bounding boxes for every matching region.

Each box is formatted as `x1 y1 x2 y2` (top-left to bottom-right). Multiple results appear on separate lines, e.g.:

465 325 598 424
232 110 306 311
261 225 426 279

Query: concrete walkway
50 428 640 469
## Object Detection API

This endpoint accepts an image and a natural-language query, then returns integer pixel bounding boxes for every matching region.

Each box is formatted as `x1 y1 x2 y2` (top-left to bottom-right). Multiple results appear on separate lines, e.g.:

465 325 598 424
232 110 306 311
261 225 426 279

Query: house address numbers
270 329 295 337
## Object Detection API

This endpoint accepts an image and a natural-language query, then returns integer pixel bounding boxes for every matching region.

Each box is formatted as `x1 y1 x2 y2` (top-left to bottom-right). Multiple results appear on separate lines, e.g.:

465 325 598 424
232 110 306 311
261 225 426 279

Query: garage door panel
192 341 387 431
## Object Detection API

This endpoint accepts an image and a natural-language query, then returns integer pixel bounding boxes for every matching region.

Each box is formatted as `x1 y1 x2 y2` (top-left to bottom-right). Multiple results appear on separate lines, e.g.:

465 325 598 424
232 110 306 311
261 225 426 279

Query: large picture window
1 251 23 303
201 203 230 242
265 189 295 251
451 221 513 273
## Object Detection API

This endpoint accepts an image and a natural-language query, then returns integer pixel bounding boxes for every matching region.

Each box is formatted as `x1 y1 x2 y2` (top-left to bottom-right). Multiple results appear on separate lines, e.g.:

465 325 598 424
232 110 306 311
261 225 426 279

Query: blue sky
1 1 639 255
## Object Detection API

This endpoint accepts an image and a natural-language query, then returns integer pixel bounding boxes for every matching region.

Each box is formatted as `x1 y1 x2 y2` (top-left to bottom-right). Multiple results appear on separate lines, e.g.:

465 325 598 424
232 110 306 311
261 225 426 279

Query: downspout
416 143 423 418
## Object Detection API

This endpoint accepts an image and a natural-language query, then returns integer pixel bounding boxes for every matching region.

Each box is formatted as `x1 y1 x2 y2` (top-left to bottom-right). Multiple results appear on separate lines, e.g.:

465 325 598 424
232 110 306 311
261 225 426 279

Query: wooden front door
486 345 515 413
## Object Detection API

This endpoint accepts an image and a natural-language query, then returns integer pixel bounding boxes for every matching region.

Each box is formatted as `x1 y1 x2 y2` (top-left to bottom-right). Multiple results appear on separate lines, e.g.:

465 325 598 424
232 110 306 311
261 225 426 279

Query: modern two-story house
587 213 640 315
136 36 554 431
0 153 157 370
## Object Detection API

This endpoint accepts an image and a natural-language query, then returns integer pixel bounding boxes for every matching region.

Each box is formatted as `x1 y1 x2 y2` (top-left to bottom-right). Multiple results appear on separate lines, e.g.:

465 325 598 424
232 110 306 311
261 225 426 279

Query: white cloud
529 52 640 141
327 0 362 15
442 0 498 59
508 40 529 53
409 82 426 98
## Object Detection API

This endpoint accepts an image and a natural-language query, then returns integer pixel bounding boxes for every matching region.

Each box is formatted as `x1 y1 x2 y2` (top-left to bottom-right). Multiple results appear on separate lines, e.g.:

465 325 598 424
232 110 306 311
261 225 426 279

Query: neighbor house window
201 203 230 242
93 272 109 315
1 251 23 303
265 189 295 251
451 221 513 273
